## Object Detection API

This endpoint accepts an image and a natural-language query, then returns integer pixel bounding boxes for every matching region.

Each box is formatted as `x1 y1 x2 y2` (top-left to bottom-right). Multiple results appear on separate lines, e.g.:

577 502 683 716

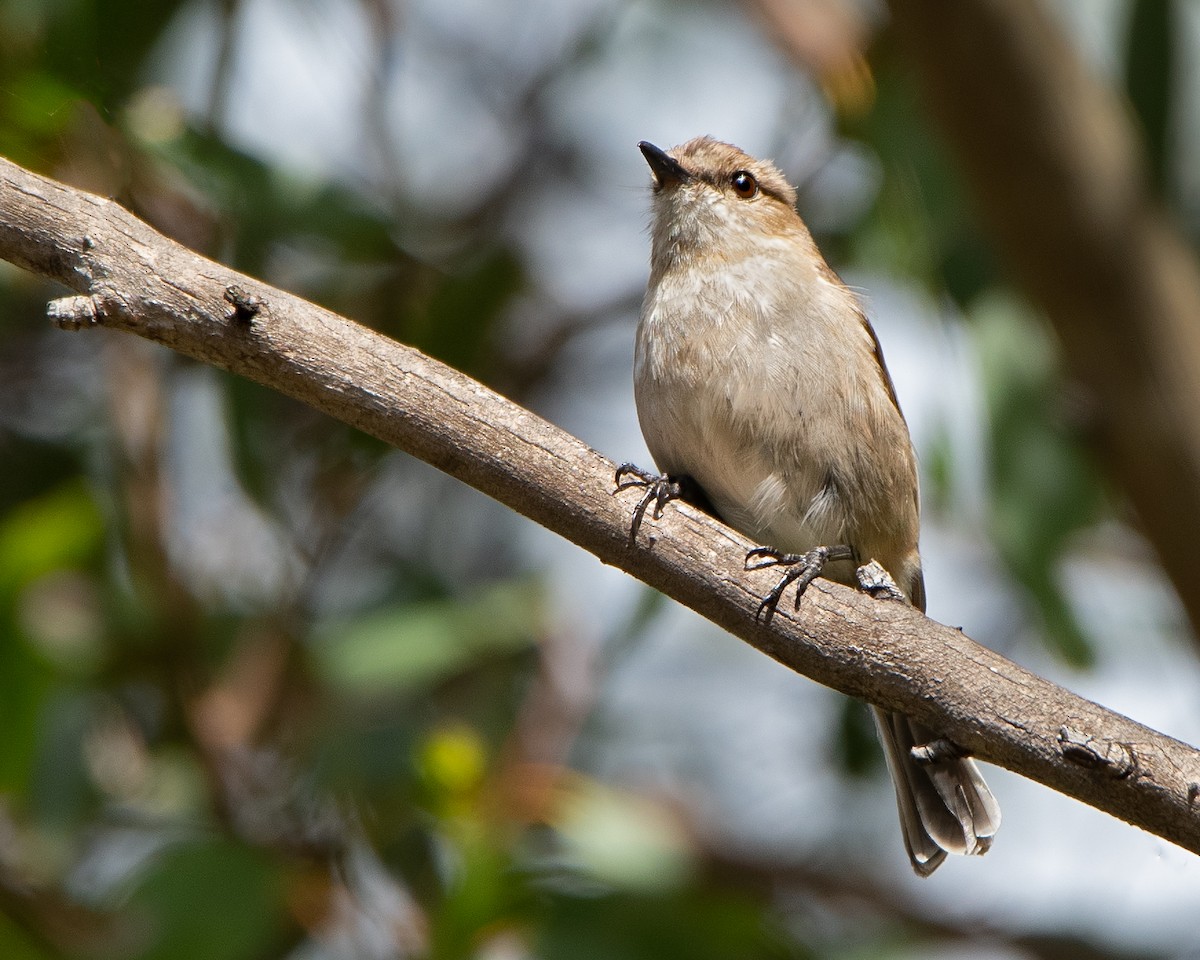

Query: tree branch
2 154 1200 858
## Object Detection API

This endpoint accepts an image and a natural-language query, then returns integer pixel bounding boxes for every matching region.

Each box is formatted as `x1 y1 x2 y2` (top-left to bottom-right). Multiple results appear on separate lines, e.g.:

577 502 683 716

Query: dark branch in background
2 155 1200 859
885 0 1200 648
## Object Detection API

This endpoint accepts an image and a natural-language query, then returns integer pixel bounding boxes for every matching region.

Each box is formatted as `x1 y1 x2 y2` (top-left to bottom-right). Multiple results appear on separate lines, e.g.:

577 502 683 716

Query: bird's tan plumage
634 136 999 874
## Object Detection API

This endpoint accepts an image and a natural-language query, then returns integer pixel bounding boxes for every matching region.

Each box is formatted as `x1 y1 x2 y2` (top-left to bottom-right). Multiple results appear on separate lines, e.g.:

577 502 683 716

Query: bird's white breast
634 250 870 553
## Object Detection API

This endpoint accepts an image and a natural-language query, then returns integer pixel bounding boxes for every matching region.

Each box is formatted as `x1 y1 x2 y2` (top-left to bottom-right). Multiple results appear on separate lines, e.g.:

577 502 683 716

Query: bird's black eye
731 170 758 199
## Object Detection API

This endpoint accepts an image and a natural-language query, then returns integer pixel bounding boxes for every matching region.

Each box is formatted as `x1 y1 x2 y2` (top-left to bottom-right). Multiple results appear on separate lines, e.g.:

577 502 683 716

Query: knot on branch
1058 726 1137 778
48 294 103 330
224 285 264 324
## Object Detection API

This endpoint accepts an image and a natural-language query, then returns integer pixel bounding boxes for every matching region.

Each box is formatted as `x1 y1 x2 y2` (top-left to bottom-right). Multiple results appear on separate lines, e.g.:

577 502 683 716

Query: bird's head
638 136 805 270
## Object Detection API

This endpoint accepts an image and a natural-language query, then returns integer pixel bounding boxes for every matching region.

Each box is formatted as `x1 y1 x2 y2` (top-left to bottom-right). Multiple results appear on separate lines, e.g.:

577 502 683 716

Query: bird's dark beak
639 141 691 189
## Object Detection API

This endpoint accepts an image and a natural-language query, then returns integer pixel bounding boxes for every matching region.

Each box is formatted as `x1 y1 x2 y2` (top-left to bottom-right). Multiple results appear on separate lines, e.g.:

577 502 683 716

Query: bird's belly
634 369 851 561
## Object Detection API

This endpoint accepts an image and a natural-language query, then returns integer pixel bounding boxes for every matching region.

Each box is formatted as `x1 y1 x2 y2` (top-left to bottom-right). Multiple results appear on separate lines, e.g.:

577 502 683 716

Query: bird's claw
746 544 855 623
744 546 798 571
614 463 684 542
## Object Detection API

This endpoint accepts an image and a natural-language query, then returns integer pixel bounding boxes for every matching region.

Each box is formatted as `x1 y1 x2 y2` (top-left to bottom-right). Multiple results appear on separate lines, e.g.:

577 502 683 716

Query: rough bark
2 154 1200 857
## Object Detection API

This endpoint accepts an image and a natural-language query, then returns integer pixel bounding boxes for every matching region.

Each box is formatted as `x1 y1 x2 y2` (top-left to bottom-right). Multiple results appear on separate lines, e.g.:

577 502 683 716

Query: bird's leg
745 544 855 623
613 463 704 542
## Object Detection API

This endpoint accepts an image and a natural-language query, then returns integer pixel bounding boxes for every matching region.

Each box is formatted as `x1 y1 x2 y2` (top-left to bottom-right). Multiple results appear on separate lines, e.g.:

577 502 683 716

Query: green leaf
833 697 882 778
1125 0 1174 198
552 781 693 892
0 481 103 599
0 913 54 960
537 888 805 960
315 579 543 695
847 58 995 303
0 483 105 792
429 833 530 960
973 294 1103 665
127 840 288 960
0 71 84 138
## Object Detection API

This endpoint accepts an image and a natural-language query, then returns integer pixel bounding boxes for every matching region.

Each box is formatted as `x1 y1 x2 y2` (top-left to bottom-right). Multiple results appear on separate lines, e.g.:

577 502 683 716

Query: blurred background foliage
0 0 1197 957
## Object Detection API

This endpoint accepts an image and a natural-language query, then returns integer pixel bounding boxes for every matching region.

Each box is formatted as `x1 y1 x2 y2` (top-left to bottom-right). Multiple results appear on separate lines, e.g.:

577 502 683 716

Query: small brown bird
621 136 1000 874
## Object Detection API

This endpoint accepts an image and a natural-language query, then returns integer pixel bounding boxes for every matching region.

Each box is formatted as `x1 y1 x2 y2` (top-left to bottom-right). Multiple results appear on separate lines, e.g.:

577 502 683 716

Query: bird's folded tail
871 707 1001 876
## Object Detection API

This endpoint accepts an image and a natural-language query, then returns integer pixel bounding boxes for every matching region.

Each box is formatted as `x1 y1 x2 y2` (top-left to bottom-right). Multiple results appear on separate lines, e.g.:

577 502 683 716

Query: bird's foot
855 560 908 602
910 737 969 765
614 463 685 542
745 544 855 623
